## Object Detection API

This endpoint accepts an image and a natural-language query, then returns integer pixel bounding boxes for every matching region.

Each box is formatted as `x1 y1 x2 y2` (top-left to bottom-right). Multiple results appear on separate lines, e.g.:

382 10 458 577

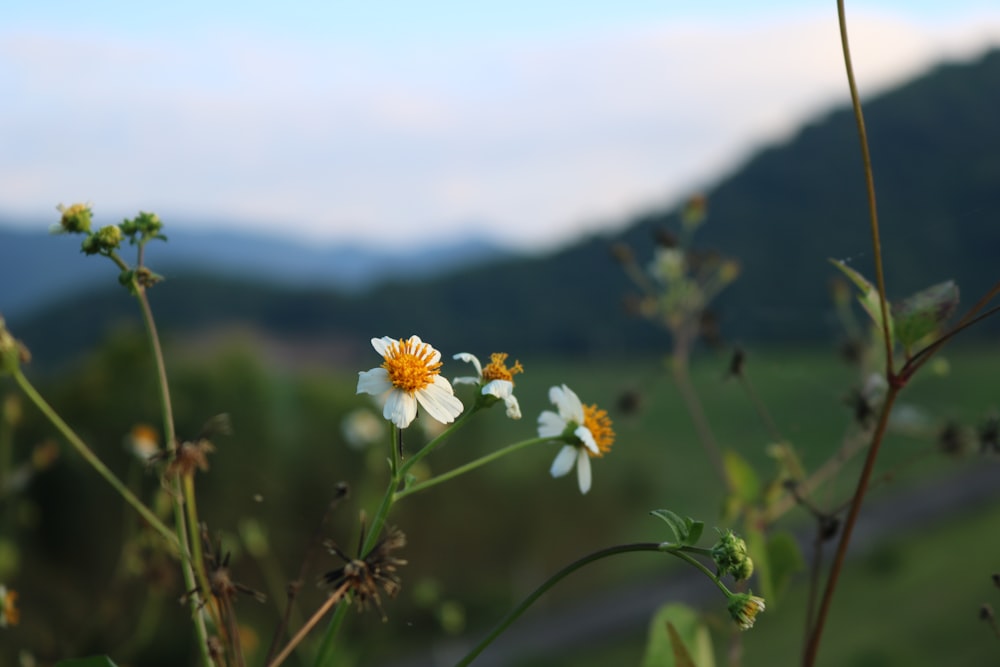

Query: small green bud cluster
120 211 166 245
56 203 93 234
711 529 754 582
81 225 124 255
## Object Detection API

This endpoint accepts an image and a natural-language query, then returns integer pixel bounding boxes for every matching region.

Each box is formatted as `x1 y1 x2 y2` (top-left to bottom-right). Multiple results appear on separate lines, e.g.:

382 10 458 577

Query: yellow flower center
382 338 441 393
481 352 524 383
582 404 615 457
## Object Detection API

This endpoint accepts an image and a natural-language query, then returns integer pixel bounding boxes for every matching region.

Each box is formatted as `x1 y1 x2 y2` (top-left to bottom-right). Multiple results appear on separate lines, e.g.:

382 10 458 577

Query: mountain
8 48 1000 368
0 224 513 317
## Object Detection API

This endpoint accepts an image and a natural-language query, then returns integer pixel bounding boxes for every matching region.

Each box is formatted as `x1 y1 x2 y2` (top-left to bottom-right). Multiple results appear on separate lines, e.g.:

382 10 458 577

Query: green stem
664 546 732 597
11 368 177 548
835 0 893 376
132 282 213 667
455 543 664 667
394 436 553 501
400 407 479 477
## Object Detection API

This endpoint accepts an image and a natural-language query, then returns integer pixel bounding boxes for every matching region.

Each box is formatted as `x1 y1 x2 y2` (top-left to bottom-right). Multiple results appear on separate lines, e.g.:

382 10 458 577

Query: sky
2 1 1000 251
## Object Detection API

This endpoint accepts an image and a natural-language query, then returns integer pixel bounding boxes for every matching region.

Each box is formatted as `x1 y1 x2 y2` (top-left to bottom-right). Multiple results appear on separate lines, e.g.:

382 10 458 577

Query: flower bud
56 203 93 234
711 529 753 581
81 224 124 255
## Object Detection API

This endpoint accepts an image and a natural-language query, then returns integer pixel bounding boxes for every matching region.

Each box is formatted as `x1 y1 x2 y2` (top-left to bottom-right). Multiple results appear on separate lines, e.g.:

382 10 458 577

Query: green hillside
11 49 1000 367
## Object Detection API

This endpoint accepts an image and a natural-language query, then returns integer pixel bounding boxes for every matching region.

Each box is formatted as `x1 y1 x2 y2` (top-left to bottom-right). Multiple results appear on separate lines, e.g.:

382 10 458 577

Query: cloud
1 8 999 249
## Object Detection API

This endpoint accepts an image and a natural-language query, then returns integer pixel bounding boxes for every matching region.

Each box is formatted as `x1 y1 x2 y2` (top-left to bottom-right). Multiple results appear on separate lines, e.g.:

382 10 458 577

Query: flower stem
394 436 553 501
400 407 478 476
454 543 664 667
132 281 213 666
10 368 178 548
270 582 351 667
802 4 894 663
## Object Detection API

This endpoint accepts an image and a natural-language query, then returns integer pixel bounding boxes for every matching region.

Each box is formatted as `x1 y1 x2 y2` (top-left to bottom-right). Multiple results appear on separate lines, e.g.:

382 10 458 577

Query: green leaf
666 623 698 667
650 510 703 546
892 280 959 350
829 259 894 341
766 531 805 606
723 450 760 504
651 509 687 544
642 603 715 667
56 658 120 667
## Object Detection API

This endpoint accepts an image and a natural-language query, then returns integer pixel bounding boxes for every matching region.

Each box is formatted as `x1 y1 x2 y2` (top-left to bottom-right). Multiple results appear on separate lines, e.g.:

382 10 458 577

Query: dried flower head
163 414 230 478
321 526 408 621
199 525 266 605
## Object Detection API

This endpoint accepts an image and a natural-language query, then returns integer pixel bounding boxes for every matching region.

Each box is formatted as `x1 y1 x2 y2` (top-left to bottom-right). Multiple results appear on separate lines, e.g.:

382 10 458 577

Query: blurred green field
1 333 998 666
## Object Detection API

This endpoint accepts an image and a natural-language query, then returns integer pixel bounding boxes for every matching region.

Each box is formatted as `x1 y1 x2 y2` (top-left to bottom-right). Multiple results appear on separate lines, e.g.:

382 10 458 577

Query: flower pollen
481 352 523 384
582 404 615 457
382 338 442 393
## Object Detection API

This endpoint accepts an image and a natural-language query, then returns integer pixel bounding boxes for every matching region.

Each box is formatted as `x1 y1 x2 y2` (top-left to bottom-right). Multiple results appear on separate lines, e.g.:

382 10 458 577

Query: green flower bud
56 203 93 234
711 529 753 581
81 225 123 255
727 592 765 630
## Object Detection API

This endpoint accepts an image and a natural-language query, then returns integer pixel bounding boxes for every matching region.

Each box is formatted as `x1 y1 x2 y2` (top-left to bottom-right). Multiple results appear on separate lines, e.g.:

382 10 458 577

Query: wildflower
357 336 463 429
321 526 408 621
727 592 765 630
538 384 615 494
0 585 18 627
126 424 160 463
81 224 123 255
341 408 387 450
56 202 93 234
163 414 230 478
453 352 524 419
649 247 686 283
711 529 754 582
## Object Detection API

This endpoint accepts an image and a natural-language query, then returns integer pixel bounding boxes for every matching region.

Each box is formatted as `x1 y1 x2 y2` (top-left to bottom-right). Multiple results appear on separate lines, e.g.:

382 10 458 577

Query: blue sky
2 1 1000 250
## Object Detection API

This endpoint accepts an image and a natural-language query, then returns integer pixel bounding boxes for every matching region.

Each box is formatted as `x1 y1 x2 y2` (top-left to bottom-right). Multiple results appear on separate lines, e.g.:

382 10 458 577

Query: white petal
482 379 513 399
452 376 479 386
415 376 465 423
357 368 391 396
383 389 418 428
453 352 483 377
576 450 592 494
371 336 395 357
503 395 522 420
575 425 600 455
537 411 567 438
549 445 577 478
550 384 584 422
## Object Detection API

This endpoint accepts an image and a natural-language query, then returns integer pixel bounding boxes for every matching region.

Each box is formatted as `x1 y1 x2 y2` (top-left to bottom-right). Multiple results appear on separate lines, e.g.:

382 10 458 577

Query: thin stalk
184 474 222 632
671 344 733 493
835 0 893 376
11 368 177 548
400 407 478 477
803 385 900 666
454 543 664 667
394 436 552 501
133 282 213 666
270 582 351 667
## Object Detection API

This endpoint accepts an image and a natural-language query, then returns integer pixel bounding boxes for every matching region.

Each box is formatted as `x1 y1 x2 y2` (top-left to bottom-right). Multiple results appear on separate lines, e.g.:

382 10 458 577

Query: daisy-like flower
538 384 615 494
453 352 524 419
727 592 766 630
0 584 18 628
357 336 464 429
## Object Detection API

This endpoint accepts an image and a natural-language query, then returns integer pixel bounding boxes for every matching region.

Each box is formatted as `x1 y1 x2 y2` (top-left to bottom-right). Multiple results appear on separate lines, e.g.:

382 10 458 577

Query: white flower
341 408 386 450
357 335 464 429
538 384 615 494
453 352 523 419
